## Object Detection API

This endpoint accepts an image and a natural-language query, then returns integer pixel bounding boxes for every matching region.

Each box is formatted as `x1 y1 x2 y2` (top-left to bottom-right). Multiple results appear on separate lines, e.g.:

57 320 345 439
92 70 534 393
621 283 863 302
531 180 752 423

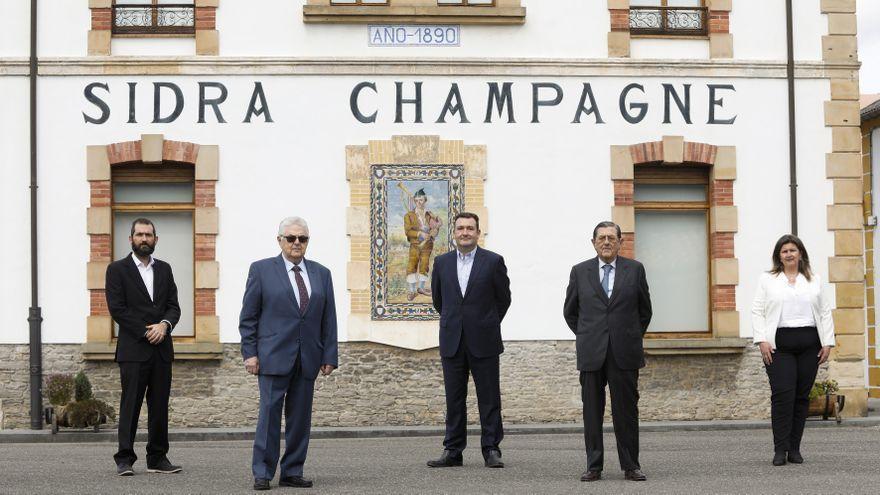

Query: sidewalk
2 398 878 443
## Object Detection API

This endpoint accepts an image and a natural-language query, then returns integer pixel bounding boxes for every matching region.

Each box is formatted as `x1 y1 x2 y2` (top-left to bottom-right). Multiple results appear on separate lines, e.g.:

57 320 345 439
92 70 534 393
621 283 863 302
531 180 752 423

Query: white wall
0 73 833 344
0 0 30 57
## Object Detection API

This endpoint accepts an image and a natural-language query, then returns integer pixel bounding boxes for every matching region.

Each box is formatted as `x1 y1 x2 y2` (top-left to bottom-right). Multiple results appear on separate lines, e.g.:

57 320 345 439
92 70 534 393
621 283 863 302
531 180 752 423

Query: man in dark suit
427 212 511 469
563 221 652 482
239 216 338 491
105 218 181 476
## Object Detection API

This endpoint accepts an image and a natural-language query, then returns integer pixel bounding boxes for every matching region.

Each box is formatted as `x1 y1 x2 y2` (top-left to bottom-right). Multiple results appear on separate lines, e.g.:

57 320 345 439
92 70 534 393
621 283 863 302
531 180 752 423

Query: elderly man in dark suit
563 221 652 483
427 212 511 469
239 216 338 491
105 218 181 477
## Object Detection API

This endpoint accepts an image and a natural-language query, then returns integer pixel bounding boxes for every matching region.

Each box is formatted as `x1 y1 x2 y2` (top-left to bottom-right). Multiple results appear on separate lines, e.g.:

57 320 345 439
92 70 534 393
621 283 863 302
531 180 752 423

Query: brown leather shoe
624 469 647 481
580 470 601 482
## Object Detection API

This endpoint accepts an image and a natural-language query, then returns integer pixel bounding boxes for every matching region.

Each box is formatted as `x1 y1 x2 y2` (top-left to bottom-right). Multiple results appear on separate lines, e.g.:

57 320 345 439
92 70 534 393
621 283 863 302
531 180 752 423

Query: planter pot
807 393 845 424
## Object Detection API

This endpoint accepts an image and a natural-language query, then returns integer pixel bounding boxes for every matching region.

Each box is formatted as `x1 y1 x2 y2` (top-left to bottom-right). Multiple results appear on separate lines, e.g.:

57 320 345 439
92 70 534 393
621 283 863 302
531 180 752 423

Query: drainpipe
785 0 798 235
28 0 43 430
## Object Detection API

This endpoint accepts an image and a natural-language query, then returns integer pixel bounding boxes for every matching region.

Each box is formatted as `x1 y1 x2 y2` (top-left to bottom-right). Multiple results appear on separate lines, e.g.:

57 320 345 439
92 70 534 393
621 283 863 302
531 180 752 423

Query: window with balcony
112 0 195 36
629 0 707 37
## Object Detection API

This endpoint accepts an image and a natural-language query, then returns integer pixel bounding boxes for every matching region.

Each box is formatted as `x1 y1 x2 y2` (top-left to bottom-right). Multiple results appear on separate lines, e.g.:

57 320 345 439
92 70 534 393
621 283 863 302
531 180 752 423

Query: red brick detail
683 142 718 165
195 7 216 30
90 234 112 262
614 180 634 206
195 181 216 207
610 9 630 31
90 289 109 316
90 180 111 207
711 233 735 259
711 180 734 206
195 234 216 261
195 288 216 315
709 11 730 34
620 233 635 259
107 141 142 165
630 141 663 165
91 8 112 31
163 140 200 164
712 285 736 311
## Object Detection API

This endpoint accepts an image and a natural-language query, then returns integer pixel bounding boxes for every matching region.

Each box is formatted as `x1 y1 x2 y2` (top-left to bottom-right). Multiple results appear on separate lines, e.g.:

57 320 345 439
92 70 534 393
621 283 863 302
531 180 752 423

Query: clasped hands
243 356 335 377
145 322 170 345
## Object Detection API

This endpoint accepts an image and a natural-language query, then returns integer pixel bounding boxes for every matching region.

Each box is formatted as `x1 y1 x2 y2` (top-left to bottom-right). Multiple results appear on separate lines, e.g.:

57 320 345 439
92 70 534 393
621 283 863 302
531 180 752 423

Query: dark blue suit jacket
239 255 338 379
431 247 511 359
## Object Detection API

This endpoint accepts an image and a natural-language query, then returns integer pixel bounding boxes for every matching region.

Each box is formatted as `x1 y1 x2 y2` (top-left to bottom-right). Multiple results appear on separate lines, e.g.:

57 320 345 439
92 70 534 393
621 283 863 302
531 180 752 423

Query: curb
1 417 878 444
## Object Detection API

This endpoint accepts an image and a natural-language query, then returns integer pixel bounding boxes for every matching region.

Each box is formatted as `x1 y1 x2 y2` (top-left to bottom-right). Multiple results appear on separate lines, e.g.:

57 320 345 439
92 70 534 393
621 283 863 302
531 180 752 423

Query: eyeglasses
281 235 310 244
594 235 619 243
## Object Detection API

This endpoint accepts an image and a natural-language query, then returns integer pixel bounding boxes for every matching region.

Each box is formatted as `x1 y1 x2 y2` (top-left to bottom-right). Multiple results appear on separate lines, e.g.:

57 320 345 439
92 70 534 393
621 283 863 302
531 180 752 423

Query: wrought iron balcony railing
112 3 195 35
629 6 708 36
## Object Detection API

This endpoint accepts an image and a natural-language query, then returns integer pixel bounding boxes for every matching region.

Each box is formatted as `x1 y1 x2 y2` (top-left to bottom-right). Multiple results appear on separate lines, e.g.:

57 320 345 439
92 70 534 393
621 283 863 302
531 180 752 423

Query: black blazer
105 254 181 363
563 256 652 371
431 247 511 359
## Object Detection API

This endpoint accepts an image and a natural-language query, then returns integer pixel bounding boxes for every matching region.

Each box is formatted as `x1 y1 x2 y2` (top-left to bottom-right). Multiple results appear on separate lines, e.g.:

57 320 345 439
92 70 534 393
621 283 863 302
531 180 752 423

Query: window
112 0 195 35
634 167 710 334
629 0 707 36
111 164 195 337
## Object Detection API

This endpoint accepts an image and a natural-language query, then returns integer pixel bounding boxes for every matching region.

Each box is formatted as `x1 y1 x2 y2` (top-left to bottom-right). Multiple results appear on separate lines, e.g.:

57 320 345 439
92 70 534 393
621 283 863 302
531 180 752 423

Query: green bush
808 379 839 401
74 371 93 402
63 399 116 428
45 374 74 406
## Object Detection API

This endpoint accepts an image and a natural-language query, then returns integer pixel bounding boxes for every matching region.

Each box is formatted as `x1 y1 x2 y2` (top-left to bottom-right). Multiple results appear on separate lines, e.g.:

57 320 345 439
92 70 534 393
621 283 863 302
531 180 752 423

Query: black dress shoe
787 451 804 464
147 458 182 474
580 470 601 482
116 463 134 476
253 478 270 490
484 449 504 468
772 452 787 466
426 450 463 468
279 476 313 488
624 469 647 481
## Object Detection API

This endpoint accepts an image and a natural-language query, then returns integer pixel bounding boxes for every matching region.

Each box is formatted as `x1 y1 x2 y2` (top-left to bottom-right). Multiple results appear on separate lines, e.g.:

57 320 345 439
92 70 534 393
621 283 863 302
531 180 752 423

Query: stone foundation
0 342 774 430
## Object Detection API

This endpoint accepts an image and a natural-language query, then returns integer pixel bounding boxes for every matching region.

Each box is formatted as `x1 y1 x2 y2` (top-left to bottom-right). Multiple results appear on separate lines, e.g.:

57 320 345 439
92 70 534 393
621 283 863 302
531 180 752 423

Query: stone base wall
0 342 775 430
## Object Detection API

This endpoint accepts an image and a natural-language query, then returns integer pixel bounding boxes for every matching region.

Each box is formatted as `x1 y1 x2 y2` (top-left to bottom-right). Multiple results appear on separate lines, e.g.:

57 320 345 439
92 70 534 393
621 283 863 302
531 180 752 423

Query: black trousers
765 326 821 453
440 340 503 457
114 352 172 467
580 349 640 472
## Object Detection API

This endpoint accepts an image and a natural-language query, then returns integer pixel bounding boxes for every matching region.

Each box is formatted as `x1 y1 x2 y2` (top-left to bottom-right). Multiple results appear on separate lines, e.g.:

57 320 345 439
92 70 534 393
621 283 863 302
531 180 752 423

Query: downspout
786 0 798 235
28 0 43 430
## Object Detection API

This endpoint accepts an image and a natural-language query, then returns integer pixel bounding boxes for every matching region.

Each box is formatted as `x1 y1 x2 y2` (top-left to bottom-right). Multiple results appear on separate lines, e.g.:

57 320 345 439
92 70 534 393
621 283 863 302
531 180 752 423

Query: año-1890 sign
369 25 460 47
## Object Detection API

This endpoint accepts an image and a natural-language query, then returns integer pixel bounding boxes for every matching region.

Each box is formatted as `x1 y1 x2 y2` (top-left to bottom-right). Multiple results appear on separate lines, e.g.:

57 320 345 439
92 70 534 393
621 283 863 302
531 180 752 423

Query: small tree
45 374 74 406
74 371 93 402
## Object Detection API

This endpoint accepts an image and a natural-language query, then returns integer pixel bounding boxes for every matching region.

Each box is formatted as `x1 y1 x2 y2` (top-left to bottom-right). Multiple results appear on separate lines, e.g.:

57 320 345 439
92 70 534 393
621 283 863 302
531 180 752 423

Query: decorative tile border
84 134 221 359
346 136 486 350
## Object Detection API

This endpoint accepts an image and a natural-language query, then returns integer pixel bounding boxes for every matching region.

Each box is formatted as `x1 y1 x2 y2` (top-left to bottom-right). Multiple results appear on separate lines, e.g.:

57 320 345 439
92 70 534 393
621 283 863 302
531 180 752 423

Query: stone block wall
0 342 773 430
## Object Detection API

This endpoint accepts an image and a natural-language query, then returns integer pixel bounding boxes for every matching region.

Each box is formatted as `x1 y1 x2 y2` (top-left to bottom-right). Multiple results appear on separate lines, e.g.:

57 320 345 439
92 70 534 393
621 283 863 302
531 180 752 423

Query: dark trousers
765 326 821 453
114 352 172 467
252 356 316 480
440 340 503 457
580 350 640 472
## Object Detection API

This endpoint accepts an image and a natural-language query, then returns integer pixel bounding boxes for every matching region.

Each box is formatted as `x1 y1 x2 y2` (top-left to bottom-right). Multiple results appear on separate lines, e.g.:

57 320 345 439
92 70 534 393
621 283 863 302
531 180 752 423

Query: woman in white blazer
752 234 834 467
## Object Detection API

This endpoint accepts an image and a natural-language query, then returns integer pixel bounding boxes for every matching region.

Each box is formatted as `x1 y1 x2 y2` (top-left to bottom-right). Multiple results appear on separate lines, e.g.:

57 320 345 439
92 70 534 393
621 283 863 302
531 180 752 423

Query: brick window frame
610 137 744 351
607 0 732 58
303 0 524 25
88 0 219 56
83 134 222 360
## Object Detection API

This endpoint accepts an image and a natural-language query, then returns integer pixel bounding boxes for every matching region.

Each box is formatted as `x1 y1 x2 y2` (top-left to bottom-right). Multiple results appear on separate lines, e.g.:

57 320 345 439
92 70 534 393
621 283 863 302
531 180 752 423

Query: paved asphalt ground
1 425 879 494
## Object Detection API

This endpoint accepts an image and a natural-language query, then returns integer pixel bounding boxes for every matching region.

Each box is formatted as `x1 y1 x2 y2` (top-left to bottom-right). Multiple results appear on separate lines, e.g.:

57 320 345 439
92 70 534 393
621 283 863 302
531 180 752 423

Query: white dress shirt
283 256 312 307
778 274 818 328
131 253 173 332
457 249 476 297
598 257 617 296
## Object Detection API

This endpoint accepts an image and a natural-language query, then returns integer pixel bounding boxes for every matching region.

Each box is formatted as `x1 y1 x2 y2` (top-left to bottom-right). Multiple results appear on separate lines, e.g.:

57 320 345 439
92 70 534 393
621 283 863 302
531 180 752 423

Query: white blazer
751 271 835 349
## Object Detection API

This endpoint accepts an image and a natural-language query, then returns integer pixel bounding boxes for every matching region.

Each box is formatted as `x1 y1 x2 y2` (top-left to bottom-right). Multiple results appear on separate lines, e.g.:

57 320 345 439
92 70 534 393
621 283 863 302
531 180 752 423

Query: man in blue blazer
427 212 511 469
239 216 338 491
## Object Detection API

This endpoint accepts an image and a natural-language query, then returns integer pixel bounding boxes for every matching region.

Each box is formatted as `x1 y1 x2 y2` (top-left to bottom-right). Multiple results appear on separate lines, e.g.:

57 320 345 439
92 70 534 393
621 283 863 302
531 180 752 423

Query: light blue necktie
601 264 613 298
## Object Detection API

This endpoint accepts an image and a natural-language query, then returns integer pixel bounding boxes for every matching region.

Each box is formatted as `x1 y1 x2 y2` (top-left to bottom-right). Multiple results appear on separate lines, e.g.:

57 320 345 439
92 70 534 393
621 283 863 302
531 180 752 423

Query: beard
132 241 155 257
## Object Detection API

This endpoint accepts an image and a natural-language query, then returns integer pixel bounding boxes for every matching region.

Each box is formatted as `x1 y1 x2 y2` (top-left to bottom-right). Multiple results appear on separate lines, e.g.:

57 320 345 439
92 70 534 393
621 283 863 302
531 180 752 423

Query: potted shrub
44 371 115 433
807 379 845 424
